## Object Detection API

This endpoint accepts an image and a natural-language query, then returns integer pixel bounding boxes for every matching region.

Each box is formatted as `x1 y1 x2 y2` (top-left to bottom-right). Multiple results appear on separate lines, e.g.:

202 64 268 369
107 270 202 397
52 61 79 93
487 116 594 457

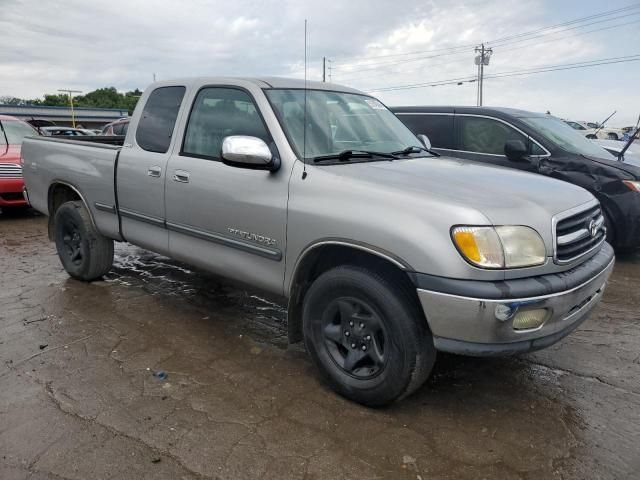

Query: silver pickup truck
22 77 614 406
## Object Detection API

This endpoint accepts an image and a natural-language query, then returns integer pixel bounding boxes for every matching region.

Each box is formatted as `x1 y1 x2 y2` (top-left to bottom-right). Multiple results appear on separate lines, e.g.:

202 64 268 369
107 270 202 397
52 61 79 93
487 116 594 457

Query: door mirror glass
417 134 431 150
504 139 528 162
221 136 279 171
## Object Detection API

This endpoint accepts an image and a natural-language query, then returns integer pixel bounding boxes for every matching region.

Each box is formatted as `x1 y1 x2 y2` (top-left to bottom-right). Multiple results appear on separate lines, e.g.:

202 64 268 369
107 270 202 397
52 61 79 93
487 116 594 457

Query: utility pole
474 44 492 106
322 57 332 82
58 89 82 127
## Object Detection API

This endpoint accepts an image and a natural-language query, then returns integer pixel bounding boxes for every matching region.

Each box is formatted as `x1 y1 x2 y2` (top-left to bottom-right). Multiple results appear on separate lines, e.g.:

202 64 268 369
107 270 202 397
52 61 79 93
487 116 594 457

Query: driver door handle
147 166 162 177
173 170 190 183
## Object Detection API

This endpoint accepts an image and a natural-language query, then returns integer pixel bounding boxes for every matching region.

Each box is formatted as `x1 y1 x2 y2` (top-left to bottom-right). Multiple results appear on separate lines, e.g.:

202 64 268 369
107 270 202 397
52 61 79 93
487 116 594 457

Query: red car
0 115 39 212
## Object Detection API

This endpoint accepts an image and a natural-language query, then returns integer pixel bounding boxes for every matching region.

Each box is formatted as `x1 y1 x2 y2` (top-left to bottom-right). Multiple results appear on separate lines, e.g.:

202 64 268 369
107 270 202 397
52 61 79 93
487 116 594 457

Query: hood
323 155 594 221
582 153 640 177
0 144 22 163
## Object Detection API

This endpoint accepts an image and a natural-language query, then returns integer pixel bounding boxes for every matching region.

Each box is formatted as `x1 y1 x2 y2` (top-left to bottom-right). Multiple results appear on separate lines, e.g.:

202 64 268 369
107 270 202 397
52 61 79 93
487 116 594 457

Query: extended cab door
164 86 288 294
116 86 186 254
452 114 547 171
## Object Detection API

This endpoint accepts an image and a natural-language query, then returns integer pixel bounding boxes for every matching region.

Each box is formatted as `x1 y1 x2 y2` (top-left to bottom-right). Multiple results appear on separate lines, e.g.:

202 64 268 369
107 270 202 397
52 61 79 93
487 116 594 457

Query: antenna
302 19 308 180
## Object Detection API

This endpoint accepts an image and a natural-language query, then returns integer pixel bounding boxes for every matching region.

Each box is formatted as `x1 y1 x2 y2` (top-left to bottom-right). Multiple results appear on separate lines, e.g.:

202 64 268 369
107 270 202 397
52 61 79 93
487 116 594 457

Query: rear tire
302 265 435 407
54 201 114 281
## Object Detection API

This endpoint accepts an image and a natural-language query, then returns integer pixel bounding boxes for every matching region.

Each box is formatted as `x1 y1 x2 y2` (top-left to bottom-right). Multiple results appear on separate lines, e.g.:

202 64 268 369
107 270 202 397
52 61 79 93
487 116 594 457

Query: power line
487 11 640 48
332 3 640 66
485 3 640 45
489 18 640 55
336 55 472 83
331 43 477 65
330 4 640 74
369 54 640 92
486 56 640 79
332 48 473 72
339 17 640 85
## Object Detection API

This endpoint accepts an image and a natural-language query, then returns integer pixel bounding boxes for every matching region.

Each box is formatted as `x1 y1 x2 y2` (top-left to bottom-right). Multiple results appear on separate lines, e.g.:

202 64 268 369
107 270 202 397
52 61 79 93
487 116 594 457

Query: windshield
0 120 38 145
520 116 609 158
265 89 422 160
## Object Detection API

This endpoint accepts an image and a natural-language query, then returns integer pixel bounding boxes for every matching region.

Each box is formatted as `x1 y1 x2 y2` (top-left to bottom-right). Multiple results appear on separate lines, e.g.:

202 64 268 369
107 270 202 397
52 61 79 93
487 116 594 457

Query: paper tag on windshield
365 99 386 110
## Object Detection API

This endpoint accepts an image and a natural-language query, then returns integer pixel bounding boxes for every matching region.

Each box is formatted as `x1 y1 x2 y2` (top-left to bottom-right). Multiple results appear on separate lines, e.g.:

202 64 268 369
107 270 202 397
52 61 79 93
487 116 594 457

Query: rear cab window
136 86 186 153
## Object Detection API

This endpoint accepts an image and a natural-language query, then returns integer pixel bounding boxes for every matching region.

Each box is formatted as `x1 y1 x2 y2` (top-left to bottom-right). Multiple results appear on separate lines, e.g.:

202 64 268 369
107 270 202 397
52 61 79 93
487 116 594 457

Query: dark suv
392 106 640 249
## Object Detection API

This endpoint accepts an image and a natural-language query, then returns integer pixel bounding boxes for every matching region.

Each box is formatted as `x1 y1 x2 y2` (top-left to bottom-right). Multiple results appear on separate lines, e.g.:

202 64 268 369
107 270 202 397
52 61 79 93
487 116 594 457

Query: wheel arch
286 241 419 343
47 182 96 241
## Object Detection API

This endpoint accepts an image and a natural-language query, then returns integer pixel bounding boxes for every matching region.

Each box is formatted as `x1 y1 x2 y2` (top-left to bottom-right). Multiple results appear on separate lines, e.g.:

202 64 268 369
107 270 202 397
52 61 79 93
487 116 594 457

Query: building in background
0 104 128 129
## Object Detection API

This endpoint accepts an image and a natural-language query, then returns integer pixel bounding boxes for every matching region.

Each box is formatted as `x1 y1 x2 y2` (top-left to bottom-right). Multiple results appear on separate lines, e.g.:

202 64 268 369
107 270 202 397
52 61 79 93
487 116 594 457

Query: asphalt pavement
1 212 639 479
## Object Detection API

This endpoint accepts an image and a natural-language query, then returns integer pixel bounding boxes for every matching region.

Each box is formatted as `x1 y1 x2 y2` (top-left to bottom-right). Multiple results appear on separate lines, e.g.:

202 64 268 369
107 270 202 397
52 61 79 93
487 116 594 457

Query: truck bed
22 136 123 240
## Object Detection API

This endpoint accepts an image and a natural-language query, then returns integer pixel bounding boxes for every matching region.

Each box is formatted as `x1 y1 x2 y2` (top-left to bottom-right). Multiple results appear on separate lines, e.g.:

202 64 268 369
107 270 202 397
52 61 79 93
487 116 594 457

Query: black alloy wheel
321 297 388 379
54 201 114 281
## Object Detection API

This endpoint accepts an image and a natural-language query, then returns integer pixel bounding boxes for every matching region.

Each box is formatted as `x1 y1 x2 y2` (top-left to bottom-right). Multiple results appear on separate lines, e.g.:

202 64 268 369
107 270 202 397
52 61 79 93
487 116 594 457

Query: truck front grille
555 204 605 263
0 163 22 178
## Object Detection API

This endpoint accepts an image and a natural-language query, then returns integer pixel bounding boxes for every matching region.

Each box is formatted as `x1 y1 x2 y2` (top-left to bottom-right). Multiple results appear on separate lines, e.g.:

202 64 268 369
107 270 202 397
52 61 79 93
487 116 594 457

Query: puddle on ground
105 243 289 346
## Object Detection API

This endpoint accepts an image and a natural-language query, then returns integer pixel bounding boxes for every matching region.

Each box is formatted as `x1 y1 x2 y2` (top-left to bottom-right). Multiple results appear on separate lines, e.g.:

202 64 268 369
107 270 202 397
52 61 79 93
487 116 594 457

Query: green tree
5 87 143 115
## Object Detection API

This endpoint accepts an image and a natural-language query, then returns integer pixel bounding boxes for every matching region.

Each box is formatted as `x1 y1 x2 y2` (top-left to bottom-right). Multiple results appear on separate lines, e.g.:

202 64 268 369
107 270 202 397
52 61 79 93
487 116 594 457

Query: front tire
302 265 435 407
607 133 618 140
54 201 114 281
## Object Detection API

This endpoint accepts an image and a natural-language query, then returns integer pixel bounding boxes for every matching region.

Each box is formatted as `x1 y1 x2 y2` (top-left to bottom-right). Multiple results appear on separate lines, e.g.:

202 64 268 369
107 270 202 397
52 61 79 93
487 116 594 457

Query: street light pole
58 89 82 127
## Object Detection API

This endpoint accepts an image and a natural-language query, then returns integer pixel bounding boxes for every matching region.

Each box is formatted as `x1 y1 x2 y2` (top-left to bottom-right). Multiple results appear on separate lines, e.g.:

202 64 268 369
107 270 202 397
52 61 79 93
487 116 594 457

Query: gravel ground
1 212 639 480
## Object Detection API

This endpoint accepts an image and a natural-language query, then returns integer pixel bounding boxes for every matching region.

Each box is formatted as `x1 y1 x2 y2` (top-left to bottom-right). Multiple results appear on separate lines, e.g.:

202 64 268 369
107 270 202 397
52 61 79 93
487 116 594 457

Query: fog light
512 309 547 330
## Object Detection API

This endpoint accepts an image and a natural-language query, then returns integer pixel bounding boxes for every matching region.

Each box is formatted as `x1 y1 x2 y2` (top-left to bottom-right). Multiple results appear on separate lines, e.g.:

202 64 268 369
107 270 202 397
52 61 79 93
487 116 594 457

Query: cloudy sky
1 0 639 124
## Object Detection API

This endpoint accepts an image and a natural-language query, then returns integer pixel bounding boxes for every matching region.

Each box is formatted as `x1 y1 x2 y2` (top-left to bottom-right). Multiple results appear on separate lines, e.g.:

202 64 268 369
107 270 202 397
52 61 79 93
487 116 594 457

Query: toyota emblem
589 219 598 238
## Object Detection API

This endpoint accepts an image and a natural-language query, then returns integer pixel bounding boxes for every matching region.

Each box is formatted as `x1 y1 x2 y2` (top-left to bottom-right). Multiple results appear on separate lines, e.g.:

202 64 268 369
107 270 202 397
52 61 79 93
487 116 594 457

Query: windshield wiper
391 145 440 157
312 149 400 163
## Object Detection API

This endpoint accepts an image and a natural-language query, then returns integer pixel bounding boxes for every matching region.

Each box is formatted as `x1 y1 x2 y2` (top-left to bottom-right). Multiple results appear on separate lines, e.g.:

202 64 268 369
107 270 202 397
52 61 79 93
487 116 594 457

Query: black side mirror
504 140 528 162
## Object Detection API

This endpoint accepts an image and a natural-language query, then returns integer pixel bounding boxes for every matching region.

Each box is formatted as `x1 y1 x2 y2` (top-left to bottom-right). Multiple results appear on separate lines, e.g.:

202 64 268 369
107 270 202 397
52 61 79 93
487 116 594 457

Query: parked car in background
0 114 39 213
40 126 92 136
564 120 625 140
622 126 640 141
26 119 56 132
21 77 614 406
100 117 130 136
393 106 640 249
77 129 98 136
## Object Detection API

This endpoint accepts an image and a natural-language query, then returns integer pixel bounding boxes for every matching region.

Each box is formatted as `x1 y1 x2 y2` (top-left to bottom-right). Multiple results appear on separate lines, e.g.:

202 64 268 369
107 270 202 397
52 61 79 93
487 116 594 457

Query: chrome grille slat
554 204 605 263
0 163 22 178
556 206 601 234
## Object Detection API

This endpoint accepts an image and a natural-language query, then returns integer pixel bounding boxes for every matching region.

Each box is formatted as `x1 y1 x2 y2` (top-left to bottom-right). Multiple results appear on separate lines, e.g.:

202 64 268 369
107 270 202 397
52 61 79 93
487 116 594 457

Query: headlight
452 225 546 269
623 180 640 192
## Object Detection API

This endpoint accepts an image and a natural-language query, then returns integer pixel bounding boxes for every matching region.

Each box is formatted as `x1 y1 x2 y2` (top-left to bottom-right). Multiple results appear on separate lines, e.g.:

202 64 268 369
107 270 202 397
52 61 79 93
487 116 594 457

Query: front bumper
0 178 28 207
412 243 615 356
